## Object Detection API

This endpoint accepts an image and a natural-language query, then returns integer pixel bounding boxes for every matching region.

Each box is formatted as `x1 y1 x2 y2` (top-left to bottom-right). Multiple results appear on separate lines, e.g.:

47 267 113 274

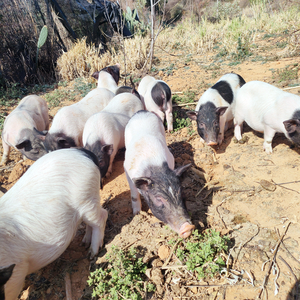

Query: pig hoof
233 137 238 144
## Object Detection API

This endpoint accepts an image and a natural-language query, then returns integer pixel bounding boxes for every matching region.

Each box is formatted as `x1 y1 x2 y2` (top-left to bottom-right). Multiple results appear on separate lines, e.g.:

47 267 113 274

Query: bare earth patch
1 50 300 300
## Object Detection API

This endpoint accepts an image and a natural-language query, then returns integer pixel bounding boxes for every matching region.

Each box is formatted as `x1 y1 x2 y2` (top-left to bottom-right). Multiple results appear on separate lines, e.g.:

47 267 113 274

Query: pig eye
199 123 205 128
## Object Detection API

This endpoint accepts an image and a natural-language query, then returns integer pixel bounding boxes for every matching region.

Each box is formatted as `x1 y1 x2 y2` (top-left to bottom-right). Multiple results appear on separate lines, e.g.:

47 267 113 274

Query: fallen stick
65 273 72 300
258 222 291 299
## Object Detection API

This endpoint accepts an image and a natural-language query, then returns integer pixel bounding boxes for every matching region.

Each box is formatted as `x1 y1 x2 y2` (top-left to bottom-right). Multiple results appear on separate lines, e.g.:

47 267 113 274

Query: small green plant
173 111 191 132
44 89 75 108
0 83 26 106
172 90 196 105
0 111 7 133
232 36 252 61
88 246 154 300
73 78 96 97
274 64 299 82
169 229 229 279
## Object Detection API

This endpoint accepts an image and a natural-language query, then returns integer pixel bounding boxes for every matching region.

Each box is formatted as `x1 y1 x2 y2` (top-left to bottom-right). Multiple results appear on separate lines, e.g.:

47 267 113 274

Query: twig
173 101 198 107
161 264 186 270
258 222 291 299
283 85 300 91
278 256 297 281
233 224 260 269
163 240 180 268
271 179 300 194
216 198 229 229
65 273 72 300
154 45 183 56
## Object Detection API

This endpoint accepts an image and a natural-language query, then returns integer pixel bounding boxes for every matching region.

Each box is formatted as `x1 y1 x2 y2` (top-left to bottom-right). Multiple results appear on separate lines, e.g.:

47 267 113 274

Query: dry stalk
258 222 291 299
270 179 300 194
162 240 180 268
65 273 72 300
215 198 229 229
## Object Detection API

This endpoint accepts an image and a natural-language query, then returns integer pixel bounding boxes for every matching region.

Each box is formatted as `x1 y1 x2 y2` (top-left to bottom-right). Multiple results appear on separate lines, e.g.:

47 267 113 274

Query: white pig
233 80 300 153
92 64 120 94
138 76 173 132
33 87 115 158
187 73 246 145
83 92 144 180
124 110 195 238
1 95 49 164
0 148 107 300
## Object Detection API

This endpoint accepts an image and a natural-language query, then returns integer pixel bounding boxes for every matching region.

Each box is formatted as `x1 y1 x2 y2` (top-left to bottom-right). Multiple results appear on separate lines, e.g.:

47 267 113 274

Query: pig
233 80 300 153
0 148 108 300
124 110 195 238
1 95 49 165
33 88 115 158
0 264 15 300
92 64 120 94
138 75 173 132
187 73 246 146
83 91 144 180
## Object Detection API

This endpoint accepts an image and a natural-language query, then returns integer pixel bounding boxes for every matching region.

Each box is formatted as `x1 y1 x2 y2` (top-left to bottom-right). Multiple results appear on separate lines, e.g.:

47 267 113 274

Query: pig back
0 148 101 273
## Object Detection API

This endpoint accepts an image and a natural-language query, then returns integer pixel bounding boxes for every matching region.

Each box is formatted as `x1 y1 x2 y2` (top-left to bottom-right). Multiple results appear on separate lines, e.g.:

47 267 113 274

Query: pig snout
179 222 195 238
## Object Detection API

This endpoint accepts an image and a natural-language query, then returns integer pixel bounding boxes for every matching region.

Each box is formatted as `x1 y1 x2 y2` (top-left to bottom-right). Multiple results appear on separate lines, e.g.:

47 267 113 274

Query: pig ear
186 111 198 121
133 177 153 191
216 106 227 116
102 144 113 156
92 71 100 80
15 139 30 149
283 119 300 134
174 163 191 177
57 137 72 148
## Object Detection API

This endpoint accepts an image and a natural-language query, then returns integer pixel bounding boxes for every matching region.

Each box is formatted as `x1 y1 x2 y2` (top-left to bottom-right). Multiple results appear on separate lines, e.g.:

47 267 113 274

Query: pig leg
218 115 226 145
81 225 92 248
125 171 142 215
234 117 243 141
83 205 108 259
165 102 173 132
1 141 10 165
263 126 276 154
106 148 117 177
5 262 28 300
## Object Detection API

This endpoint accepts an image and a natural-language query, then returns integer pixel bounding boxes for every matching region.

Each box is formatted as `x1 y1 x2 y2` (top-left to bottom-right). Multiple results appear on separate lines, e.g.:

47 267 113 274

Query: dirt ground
1 43 300 300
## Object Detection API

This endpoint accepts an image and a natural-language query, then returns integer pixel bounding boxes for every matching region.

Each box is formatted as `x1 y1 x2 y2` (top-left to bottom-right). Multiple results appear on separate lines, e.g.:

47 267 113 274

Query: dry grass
56 36 150 81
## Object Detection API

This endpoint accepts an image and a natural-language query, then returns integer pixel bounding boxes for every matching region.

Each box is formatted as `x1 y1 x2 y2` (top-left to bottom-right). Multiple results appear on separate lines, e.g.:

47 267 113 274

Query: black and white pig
92 64 120 94
233 80 300 153
0 148 107 300
187 73 246 145
33 87 115 157
1 95 49 164
83 92 144 180
0 264 15 300
124 110 195 238
138 76 173 132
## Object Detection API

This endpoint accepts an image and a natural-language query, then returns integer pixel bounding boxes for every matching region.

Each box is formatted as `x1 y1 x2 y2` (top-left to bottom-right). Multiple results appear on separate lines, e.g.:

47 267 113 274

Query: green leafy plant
73 78 96 97
88 246 154 300
173 111 191 132
36 25 48 68
172 90 196 105
169 229 230 279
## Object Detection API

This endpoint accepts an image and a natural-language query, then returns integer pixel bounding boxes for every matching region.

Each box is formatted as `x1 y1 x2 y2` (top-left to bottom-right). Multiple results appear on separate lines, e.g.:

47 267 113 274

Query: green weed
172 111 191 132
169 229 229 279
276 64 298 82
45 89 75 108
73 77 96 97
0 111 8 133
87 246 154 300
172 90 196 105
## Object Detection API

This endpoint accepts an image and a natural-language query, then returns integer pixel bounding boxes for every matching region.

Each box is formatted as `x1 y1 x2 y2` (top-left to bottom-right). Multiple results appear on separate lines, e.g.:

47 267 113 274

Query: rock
158 245 170 260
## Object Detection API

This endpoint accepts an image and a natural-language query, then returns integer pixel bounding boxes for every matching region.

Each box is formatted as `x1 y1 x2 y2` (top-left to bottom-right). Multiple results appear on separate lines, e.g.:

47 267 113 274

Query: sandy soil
1 45 300 300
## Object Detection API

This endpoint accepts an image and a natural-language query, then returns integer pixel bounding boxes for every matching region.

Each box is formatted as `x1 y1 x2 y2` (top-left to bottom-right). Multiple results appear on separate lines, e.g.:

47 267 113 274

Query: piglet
33 87 115 158
1 95 49 164
138 76 173 132
0 264 15 300
233 80 300 153
124 110 194 238
92 64 120 94
187 73 245 145
83 91 144 180
0 148 107 300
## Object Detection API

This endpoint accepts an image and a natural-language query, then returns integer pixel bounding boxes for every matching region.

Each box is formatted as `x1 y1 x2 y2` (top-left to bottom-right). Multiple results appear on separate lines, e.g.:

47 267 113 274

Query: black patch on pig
0 264 15 298
15 128 49 161
100 64 120 84
77 147 101 169
237 74 246 87
187 102 226 144
84 141 113 180
284 110 300 146
43 132 76 152
151 82 171 110
116 86 141 99
211 80 234 104
133 162 191 229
